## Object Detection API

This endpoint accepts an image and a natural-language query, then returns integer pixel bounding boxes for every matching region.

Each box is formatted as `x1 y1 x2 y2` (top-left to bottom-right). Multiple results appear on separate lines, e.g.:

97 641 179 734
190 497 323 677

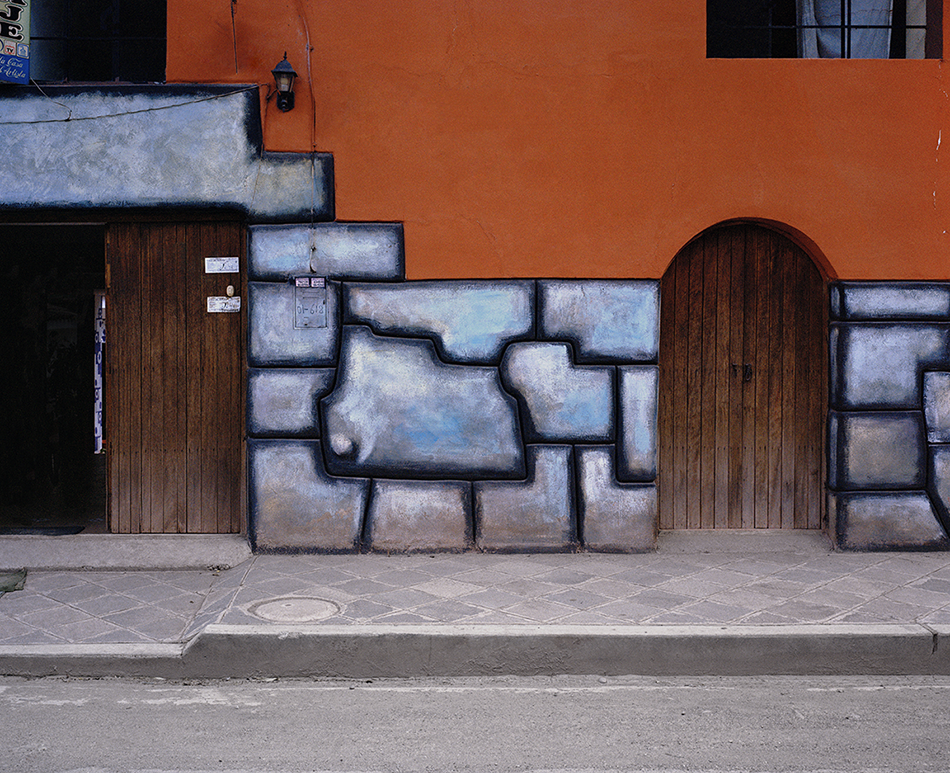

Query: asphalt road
3 674 950 772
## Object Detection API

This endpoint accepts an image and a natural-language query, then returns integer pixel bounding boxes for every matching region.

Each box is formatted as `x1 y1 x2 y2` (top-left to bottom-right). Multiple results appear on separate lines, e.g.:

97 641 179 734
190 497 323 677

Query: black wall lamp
271 53 297 112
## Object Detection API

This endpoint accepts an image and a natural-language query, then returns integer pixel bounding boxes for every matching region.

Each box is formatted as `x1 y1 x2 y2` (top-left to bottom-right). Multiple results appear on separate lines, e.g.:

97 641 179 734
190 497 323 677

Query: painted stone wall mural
829 283 950 550
246 223 660 553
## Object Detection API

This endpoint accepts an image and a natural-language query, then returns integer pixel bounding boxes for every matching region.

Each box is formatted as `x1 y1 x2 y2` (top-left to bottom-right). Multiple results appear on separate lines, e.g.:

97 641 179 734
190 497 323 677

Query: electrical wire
0 85 261 126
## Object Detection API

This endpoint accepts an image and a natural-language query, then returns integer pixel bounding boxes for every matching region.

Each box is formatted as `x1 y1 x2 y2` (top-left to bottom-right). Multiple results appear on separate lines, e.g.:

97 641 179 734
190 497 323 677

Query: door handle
731 363 754 382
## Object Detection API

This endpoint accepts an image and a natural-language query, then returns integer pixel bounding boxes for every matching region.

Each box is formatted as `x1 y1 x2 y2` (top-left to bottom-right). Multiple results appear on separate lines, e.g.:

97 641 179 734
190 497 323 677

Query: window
708 0 941 58
30 0 165 82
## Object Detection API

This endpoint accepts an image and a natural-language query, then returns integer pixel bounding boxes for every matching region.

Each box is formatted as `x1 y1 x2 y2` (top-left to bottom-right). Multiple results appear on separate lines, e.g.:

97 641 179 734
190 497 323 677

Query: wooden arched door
658 223 827 530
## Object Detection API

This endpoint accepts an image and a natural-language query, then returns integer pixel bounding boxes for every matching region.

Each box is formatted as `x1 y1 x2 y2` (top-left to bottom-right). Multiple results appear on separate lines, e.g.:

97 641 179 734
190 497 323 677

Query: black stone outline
319 325 528 481
834 281 950 322
575 443 658 554
830 321 950 412
245 367 336 439
833 489 950 551
0 85 334 223
247 152 335 225
498 339 617 445
363 478 475 554
472 444 579 554
926 445 950 538
246 437 370 555
828 409 928 492
247 221 406 282
340 278 538 366
536 278 661 366
614 364 660 484
246 279 343 368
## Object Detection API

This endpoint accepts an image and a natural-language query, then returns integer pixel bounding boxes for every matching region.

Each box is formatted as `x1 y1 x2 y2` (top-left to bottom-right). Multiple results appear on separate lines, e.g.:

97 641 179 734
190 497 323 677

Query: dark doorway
0 225 107 534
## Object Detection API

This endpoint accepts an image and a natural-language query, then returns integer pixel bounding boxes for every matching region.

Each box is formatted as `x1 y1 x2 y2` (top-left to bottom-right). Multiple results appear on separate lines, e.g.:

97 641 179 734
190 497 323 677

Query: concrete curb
0 643 186 678
2 624 949 679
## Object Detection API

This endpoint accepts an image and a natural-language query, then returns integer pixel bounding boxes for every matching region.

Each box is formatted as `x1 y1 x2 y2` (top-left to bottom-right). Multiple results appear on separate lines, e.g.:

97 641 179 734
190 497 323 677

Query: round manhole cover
248 597 340 623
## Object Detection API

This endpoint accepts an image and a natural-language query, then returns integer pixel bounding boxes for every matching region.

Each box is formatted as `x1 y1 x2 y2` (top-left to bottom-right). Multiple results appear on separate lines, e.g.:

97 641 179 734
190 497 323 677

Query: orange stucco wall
168 1 950 280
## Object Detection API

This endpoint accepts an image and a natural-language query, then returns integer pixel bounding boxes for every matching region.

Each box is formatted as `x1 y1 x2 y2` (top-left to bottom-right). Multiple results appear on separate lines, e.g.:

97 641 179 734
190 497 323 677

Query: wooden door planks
658 223 826 531
106 219 244 534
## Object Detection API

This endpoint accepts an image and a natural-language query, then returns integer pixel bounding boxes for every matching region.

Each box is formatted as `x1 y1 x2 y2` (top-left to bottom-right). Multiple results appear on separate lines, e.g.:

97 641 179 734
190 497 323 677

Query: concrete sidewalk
2 530 950 678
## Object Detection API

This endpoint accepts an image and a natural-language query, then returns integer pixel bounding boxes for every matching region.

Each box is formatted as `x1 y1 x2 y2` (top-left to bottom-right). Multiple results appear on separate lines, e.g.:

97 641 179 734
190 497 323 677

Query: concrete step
0 534 251 571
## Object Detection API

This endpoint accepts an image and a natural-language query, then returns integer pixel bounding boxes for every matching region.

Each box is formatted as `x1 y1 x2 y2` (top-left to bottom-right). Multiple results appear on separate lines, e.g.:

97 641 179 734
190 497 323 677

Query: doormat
0 569 26 596
0 526 84 536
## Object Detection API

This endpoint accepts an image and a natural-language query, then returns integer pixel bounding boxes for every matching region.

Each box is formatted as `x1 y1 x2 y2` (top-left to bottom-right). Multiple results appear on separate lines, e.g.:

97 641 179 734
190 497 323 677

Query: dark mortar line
924 463 950 539
829 487 938 495
570 445 583 548
834 316 950 324
322 155 337 223
495 343 535 449
467 481 478 547
532 279 541 340
828 407 932 414
830 321 950 329
610 365 620 447
359 480 376 553
340 321 529 368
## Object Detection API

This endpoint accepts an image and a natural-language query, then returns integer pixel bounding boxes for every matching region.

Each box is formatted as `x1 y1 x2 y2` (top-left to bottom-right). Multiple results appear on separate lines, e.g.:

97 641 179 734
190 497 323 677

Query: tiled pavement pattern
3 543 950 645
0 571 216 644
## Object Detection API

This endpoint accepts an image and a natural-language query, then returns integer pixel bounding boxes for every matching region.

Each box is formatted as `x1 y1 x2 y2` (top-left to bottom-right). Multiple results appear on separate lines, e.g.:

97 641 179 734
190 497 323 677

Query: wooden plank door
658 223 826 530
106 219 245 533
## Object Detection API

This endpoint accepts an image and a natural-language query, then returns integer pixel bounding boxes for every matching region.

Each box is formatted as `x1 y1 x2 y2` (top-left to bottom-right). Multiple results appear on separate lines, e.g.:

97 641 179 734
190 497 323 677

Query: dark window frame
707 0 942 59
30 0 166 83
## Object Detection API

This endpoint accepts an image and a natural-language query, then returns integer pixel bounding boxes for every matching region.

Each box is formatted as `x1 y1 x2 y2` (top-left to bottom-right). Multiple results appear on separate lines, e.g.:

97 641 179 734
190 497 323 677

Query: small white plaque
294 276 328 329
205 257 239 273
207 296 241 313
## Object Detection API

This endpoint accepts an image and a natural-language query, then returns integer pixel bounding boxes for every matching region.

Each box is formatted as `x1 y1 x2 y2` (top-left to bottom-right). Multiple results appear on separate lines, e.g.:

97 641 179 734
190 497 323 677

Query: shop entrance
0 217 245 536
658 223 827 530
0 225 107 534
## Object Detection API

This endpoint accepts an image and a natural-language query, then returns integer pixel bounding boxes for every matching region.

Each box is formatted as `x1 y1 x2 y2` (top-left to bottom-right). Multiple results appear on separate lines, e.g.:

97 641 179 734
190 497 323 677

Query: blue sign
0 54 27 84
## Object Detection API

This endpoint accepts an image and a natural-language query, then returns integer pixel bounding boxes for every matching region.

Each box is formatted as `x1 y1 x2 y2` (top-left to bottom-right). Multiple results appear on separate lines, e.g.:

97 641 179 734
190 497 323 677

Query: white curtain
798 0 893 58
906 0 927 58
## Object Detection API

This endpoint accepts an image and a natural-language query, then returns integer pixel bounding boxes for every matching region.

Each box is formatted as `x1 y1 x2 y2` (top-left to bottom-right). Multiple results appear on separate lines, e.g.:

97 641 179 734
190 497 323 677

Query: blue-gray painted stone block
618 366 659 482
831 491 949 551
248 281 340 367
829 284 842 321
501 343 613 442
0 87 331 222
829 412 926 490
248 222 404 281
322 326 524 479
831 323 950 409
248 439 368 551
577 446 656 552
538 280 659 363
924 371 950 444
475 446 575 551
929 446 950 533
832 282 950 321
367 480 473 553
344 281 534 364
247 368 335 437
